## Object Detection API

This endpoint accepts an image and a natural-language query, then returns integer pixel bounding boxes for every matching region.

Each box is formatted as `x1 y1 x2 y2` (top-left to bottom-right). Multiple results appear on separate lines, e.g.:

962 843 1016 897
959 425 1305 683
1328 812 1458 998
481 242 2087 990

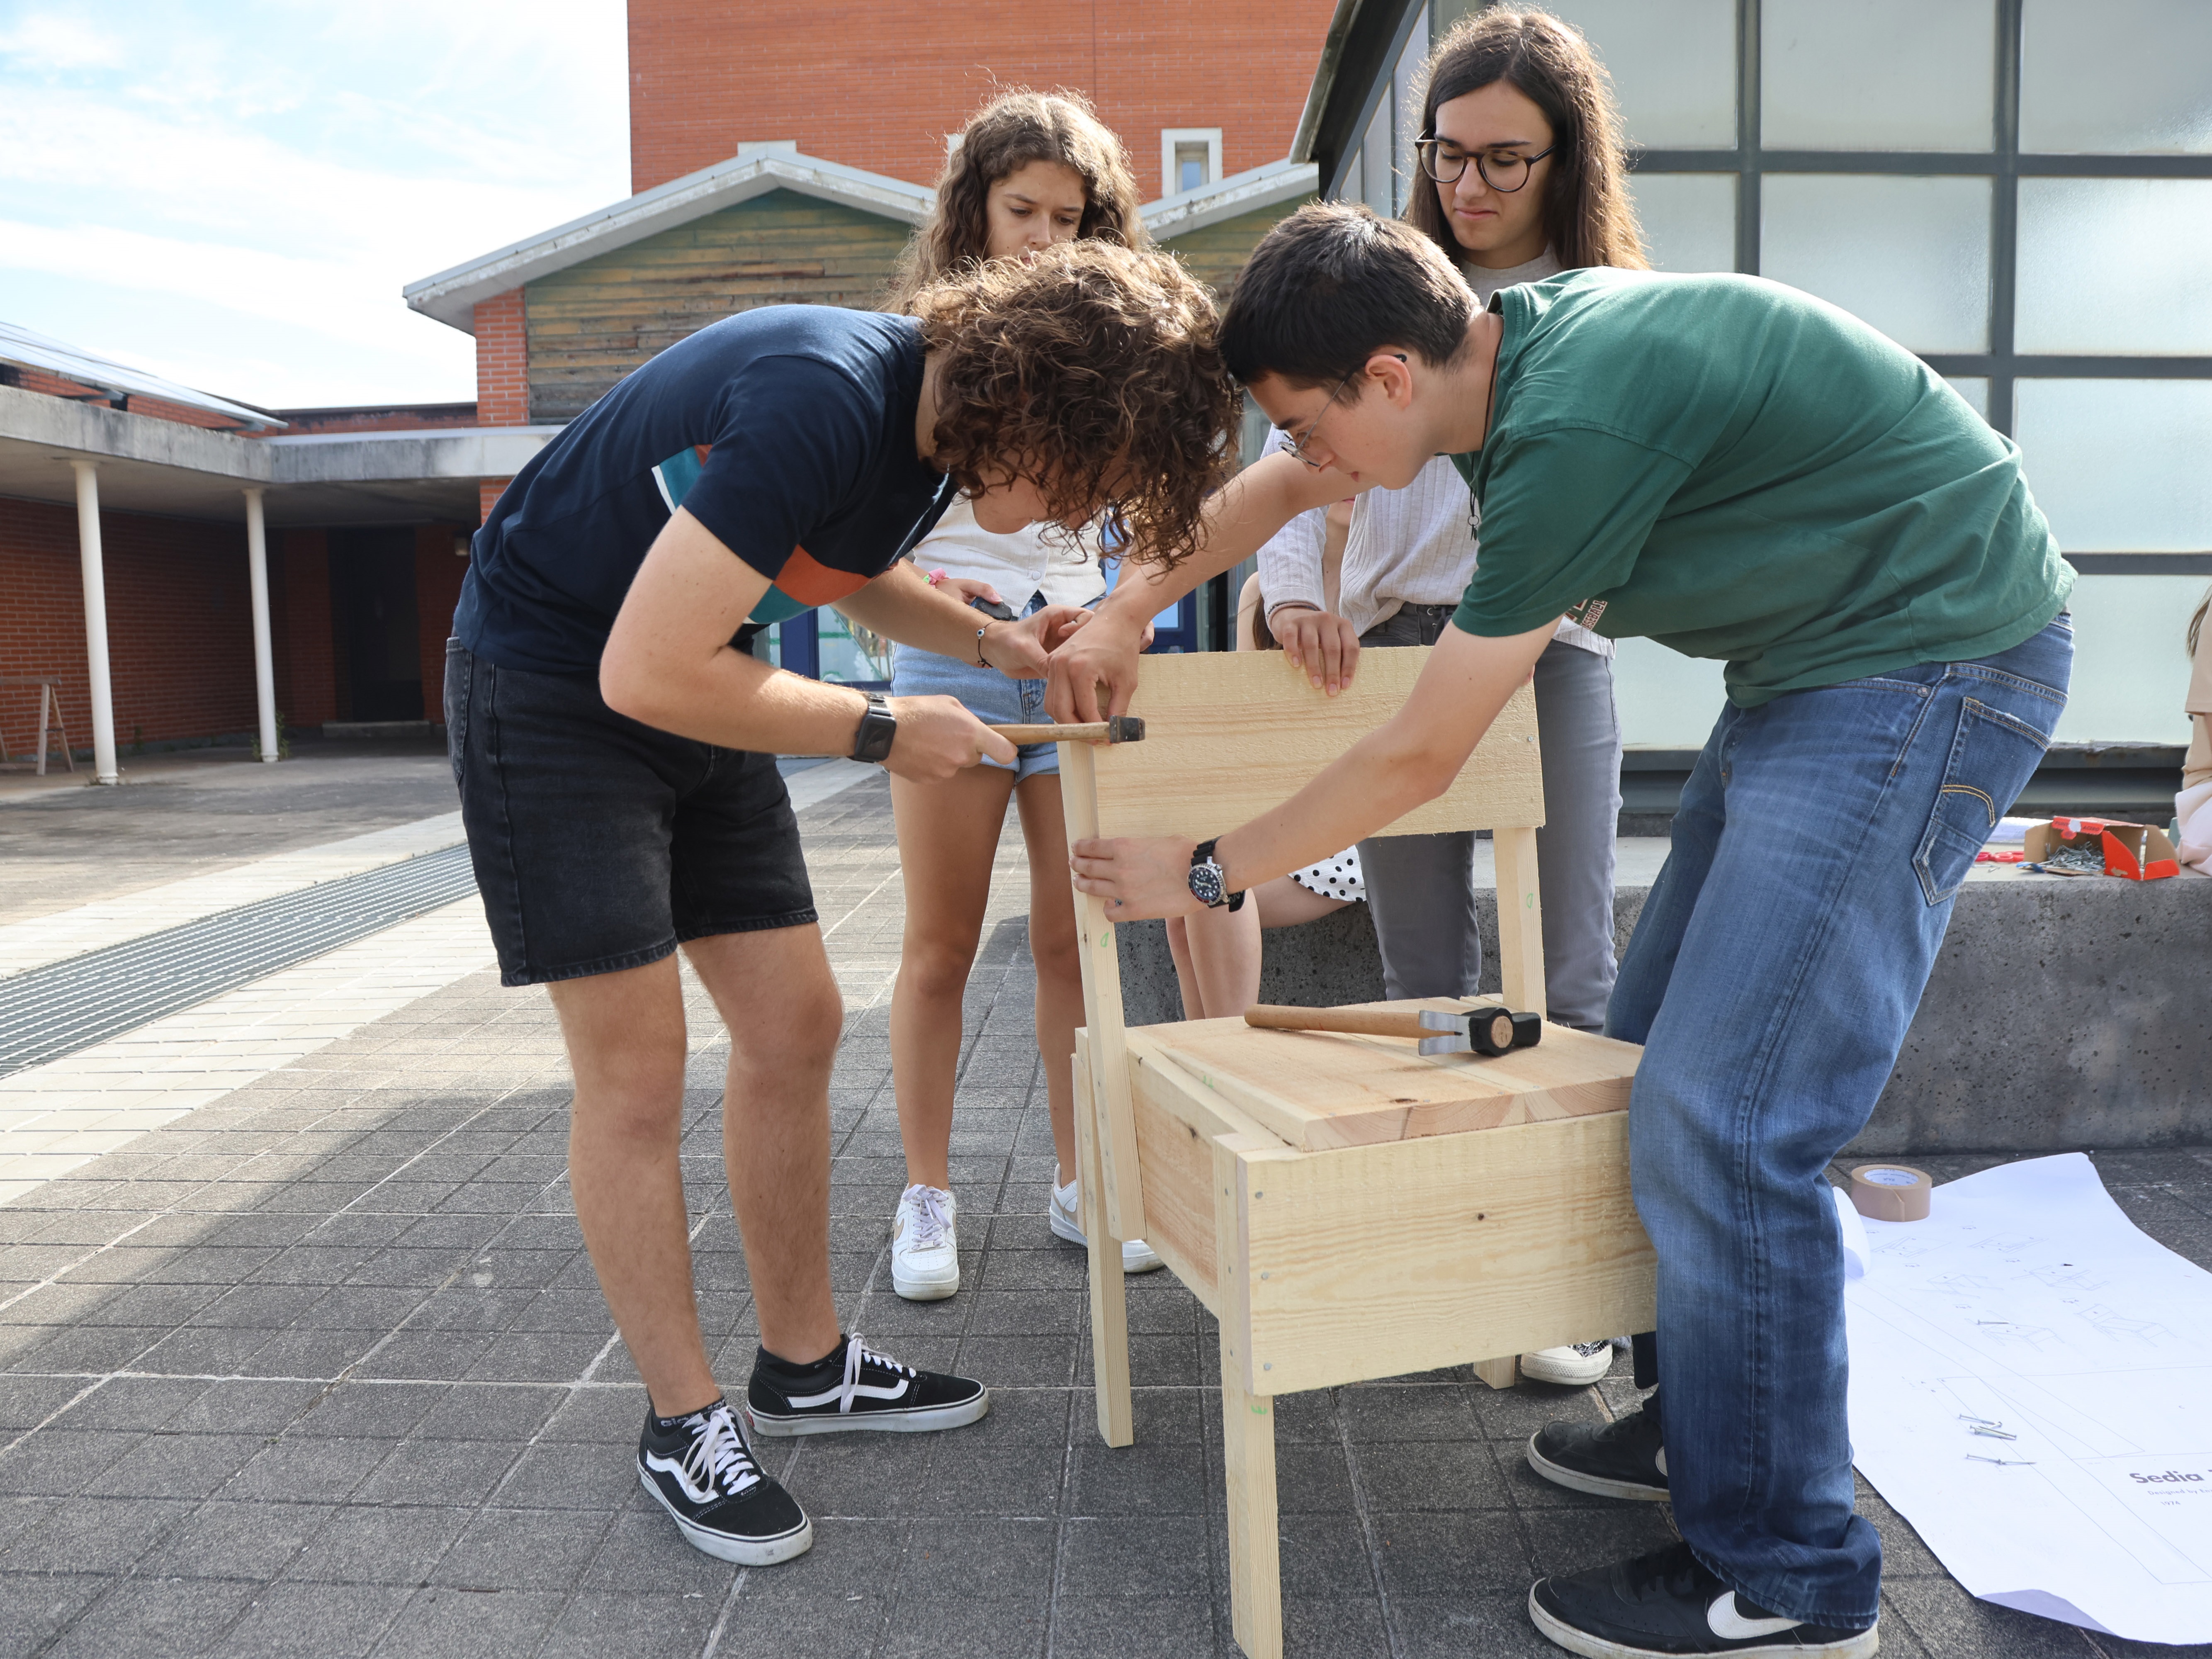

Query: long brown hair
1405 7 1647 273
888 90 1147 310
2190 584 2210 659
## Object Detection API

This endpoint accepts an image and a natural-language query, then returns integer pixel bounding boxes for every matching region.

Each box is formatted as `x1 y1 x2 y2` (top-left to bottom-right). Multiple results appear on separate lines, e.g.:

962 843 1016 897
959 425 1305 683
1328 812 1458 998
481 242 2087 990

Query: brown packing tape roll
1850 1163 1934 1223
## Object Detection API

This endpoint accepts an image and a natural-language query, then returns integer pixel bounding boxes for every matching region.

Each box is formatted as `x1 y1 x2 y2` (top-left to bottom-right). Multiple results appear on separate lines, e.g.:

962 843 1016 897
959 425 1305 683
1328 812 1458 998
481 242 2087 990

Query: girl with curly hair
447 236 1234 1569
876 90 1174 1303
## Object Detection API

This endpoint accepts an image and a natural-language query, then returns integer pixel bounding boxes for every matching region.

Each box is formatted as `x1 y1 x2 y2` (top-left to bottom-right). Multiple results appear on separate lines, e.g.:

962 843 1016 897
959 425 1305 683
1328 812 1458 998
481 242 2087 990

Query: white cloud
0 0 631 407
0 12 124 70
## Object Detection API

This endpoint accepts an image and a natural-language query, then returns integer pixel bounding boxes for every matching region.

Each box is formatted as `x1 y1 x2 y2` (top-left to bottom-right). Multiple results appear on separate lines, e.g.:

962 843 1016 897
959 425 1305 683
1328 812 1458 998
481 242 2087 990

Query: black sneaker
1529 1540 1877 1657
1528 1394 1669 1502
743 1333 989 1437
637 1398 812 1565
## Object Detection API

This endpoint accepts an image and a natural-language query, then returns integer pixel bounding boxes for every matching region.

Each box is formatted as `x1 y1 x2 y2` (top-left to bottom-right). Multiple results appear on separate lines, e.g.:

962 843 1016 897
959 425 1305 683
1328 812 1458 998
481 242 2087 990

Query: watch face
1188 860 1226 907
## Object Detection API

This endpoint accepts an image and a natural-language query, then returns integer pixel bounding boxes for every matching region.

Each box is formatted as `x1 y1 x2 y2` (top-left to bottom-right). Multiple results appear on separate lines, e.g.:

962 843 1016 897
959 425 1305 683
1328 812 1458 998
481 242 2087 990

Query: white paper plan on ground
1846 1152 2212 1643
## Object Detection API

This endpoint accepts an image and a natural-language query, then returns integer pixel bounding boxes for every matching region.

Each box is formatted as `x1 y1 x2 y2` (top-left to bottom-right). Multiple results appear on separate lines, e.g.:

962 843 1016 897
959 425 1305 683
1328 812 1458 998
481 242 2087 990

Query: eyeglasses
1415 137 1557 193
1281 363 1373 468
1280 355 1410 469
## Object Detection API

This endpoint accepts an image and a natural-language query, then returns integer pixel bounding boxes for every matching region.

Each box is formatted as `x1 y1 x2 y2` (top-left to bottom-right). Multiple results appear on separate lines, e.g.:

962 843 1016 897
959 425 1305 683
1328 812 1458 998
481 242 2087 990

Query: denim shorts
890 640 1058 782
444 640 816 987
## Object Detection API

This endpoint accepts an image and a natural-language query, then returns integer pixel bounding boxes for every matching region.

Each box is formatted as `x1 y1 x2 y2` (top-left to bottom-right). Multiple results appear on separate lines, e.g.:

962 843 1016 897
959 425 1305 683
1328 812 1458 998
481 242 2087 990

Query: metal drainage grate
0 844 480 1079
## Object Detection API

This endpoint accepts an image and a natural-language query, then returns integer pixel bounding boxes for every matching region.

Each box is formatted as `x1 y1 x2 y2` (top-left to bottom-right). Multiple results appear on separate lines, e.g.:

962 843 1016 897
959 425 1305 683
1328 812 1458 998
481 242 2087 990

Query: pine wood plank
1215 1133 1285 1659
1140 1001 1639 1152
1230 1109 1655 1396
1073 1031 1133 1449
1090 649 1542 842
1493 825 1548 1019
1062 741 1145 1240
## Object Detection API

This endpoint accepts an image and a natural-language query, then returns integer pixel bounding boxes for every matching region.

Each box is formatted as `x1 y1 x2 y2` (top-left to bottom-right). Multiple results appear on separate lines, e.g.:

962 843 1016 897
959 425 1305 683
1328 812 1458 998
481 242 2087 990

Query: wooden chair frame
1055 649 1655 1659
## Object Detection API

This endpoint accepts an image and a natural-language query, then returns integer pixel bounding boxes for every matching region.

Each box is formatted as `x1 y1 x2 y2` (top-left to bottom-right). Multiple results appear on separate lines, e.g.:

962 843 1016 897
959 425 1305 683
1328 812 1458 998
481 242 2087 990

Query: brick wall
0 497 264 755
627 0 1336 196
413 525 468 721
277 529 338 728
474 290 530 426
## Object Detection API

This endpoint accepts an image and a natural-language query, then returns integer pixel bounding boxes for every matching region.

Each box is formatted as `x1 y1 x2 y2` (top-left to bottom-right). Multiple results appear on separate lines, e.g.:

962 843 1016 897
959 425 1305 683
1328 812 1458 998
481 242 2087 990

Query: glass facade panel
1944 377 1990 420
1542 0 1736 149
1760 175 1991 353
2014 379 2212 551
2047 575 2202 746
2015 179 2212 355
1762 0 1993 151
816 612 892 684
1628 173 1736 273
2020 0 2212 153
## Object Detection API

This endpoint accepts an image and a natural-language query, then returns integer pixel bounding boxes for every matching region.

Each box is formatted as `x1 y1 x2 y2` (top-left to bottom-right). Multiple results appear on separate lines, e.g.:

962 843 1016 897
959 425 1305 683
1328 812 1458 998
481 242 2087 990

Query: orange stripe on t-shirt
776 545 872 606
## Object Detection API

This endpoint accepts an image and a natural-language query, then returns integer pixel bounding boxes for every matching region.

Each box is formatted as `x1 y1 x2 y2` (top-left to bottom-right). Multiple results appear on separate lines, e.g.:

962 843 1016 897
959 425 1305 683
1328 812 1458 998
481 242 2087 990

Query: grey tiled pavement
2 769 2210 1657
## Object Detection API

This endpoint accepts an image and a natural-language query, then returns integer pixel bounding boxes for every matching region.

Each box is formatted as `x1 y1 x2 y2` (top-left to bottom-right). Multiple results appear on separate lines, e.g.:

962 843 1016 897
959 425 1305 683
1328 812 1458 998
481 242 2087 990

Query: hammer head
1106 715 1145 743
1416 1007 1541 1058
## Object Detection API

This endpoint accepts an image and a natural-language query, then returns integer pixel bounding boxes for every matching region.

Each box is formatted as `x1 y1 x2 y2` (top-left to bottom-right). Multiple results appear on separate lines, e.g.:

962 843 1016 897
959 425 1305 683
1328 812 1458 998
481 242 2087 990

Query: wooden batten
1088 649 1543 842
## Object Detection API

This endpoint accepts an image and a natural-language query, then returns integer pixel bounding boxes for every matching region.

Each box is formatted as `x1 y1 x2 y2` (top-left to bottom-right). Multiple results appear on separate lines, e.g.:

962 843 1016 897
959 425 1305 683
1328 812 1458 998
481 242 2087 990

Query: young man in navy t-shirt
446 243 1236 1566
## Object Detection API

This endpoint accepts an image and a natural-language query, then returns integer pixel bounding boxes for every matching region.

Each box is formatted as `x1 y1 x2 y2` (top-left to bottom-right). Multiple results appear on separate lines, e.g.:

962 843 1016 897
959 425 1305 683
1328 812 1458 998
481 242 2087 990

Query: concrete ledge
1114 875 2212 1153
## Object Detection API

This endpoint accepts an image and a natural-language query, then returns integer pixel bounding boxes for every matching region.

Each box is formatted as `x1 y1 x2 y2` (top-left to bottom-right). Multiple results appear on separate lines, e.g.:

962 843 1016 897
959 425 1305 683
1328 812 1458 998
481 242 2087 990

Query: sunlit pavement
0 753 2203 1657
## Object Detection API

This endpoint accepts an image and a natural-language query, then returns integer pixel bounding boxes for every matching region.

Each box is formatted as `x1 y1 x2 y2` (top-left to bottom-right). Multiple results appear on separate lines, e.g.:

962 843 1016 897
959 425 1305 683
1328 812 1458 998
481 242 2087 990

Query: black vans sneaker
1528 1394 1669 1502
1529 1540 1877 1657
637 1398 812 1565
743 1333 988 1437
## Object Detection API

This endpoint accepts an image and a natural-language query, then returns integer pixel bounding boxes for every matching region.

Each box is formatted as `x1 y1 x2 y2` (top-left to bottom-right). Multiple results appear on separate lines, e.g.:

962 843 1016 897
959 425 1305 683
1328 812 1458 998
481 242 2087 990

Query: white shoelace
808 1334 917 1415
902 1185 953 1251
681 1404 761 1498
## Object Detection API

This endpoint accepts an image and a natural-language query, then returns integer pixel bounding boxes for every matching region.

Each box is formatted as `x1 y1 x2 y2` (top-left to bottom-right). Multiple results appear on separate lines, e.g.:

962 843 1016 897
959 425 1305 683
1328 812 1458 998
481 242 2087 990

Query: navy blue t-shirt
454 306 955 676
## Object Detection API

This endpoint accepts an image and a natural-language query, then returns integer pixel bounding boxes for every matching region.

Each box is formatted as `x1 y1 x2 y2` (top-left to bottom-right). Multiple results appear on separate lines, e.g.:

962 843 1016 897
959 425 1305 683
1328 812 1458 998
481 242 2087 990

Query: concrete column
69 460 120 785
243 489 279 762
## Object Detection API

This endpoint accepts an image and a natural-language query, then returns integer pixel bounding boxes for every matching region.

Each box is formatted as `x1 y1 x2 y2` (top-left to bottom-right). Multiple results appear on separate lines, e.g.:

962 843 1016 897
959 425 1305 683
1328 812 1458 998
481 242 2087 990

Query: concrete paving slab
0 769 2193 1655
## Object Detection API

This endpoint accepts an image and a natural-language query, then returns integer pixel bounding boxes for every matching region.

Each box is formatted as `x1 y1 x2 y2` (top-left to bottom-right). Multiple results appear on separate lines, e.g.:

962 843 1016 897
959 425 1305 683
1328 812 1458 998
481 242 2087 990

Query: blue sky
0 2 630 410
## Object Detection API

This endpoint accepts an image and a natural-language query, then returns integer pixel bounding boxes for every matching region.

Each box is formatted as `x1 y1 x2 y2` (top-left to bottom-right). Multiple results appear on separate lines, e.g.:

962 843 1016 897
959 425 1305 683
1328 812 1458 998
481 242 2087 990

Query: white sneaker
890 1184 960 1301
1049 1176 1164 1274
1518 1340 1614 1387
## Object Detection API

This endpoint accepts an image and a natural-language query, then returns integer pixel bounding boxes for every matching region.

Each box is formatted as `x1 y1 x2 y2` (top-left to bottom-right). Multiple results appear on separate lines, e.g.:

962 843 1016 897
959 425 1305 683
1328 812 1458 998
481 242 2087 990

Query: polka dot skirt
1288 845 1365 904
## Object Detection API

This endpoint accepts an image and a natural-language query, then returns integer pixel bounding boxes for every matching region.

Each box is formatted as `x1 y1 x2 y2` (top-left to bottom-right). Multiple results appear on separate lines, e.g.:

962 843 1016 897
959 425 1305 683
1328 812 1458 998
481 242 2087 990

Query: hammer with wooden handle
1243 1003 1541 1058
988 715 1146 745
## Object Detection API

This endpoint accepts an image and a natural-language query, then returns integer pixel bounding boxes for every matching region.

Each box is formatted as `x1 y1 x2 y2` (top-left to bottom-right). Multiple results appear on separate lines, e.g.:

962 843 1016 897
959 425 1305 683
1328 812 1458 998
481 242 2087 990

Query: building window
1160 128 1223 196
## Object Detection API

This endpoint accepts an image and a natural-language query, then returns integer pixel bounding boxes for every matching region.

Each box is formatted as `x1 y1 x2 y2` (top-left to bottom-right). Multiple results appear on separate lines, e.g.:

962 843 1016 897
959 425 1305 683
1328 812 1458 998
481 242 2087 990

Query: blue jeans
1606 617 2072 1626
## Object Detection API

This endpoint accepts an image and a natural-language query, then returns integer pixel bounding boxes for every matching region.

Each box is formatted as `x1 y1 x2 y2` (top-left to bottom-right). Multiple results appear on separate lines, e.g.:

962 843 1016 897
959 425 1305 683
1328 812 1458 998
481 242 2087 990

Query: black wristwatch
850 692 897 764
1188 839 1247 912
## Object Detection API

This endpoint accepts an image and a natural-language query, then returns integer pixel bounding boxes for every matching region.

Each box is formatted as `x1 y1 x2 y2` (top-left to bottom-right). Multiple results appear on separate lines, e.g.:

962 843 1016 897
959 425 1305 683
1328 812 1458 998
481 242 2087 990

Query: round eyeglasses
1415 138 1557 193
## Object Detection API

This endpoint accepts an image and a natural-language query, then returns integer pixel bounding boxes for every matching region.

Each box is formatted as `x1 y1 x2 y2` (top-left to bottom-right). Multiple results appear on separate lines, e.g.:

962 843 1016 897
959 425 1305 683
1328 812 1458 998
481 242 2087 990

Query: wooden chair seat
1054 649 1654 1659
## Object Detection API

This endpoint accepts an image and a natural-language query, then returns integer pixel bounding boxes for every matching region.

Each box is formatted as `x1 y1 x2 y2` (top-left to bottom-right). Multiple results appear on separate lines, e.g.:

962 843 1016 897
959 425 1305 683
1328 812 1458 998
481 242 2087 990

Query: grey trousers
1356 608 1624 1030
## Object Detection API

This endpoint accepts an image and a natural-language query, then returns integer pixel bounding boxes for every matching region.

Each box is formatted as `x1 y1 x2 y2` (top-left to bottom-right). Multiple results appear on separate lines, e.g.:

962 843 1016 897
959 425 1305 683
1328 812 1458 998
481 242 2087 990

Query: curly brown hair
1406 7 1647 273
914 240 1238 571
887 89 1148 310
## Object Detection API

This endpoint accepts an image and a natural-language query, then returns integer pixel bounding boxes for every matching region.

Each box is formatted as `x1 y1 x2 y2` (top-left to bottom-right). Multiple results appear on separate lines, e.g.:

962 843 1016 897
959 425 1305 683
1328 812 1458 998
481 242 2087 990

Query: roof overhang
1289 0 1426 197
403 142 936 334
1140 159 1321 241
0 385 557 528
0 320 286 432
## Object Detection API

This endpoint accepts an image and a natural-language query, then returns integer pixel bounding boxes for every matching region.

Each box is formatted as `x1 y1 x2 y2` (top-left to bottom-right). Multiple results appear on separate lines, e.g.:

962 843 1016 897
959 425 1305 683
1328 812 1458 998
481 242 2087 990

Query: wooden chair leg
1473 1355 1520 1391
1074 1035 1133 1447
1213 1140 1282 1659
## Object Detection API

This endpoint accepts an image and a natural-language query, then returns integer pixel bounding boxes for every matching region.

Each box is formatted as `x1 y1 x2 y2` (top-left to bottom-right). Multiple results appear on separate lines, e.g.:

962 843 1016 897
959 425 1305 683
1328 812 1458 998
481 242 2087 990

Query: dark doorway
328 529 423 721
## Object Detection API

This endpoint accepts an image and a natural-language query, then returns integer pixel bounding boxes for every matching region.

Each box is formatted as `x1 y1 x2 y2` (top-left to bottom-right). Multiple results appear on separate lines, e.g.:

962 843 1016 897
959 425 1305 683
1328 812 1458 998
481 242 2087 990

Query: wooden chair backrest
1084 647 1543 841
1058 646 1552 1240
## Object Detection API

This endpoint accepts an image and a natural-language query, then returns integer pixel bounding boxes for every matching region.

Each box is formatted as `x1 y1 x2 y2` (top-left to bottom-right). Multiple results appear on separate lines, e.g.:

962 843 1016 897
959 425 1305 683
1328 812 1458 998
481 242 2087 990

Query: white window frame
1160 128 1223 197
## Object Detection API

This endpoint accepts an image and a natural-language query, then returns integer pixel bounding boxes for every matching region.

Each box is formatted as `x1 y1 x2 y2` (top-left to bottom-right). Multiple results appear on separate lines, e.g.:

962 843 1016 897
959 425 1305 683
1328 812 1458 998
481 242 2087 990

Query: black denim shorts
444 640 817 987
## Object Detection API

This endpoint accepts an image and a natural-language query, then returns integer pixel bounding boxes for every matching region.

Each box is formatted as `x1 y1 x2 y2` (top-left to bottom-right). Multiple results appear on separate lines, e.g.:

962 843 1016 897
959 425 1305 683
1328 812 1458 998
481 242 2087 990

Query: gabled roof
1141 158 1320 241
403 144 936 332
404 145 1321 336
0 320 286 432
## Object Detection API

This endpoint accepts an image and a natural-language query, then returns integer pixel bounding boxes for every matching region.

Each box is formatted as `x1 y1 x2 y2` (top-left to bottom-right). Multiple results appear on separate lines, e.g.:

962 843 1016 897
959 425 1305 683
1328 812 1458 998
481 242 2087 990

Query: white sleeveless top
911 497 1106 612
